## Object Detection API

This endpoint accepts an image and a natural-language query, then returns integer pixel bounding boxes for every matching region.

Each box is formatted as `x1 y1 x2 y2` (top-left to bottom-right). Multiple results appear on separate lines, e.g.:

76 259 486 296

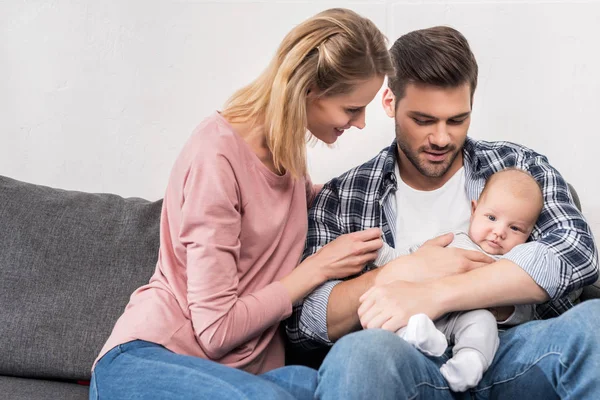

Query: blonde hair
221 8 393 178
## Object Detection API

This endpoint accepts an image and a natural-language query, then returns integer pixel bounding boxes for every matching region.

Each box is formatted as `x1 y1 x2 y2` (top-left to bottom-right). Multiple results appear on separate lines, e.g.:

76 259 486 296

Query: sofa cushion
0 175 161 381
0 376 88 400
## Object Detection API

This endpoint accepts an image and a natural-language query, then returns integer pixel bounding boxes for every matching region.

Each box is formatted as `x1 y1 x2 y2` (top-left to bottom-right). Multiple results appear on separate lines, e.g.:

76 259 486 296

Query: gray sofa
0 175 598 400
0 175 161 399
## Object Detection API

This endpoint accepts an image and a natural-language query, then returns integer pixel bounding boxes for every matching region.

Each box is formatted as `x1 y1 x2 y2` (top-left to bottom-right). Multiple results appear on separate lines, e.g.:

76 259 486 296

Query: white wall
2 0 600 236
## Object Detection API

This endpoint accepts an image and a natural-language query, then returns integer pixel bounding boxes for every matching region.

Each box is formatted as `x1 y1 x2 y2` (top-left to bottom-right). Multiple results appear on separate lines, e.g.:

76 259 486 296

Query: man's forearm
327 269 378 341
436 259 549 314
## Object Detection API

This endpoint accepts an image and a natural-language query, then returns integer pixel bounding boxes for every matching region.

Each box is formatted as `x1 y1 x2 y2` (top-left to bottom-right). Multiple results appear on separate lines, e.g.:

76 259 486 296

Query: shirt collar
463 136 498 180
380 139 399 196
382 136 487 195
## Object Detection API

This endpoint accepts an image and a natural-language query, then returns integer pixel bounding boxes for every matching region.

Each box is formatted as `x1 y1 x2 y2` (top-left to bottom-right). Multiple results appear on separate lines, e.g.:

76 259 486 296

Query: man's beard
395 123 464 178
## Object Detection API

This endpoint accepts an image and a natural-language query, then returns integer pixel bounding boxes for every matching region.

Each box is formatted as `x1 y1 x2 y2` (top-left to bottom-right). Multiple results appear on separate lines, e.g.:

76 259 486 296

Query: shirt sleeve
179 151 292 360
285 182 344 349
501 151 599 300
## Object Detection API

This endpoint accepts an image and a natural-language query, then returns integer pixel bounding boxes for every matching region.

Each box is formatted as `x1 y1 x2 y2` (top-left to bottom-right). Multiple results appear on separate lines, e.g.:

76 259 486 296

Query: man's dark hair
388 26 478 102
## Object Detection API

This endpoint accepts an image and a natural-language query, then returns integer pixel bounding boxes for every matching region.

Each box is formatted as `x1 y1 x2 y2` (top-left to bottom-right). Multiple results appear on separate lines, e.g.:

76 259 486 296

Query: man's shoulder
467 137 542 157
465 137 550 175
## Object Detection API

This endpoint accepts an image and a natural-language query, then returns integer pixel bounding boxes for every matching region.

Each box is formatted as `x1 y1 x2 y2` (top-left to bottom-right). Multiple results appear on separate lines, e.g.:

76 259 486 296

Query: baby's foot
397 313 447 357
440 349 487 392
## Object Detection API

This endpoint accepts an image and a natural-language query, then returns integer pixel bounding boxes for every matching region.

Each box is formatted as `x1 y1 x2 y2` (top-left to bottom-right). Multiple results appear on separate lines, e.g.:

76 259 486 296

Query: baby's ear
471 199 478 215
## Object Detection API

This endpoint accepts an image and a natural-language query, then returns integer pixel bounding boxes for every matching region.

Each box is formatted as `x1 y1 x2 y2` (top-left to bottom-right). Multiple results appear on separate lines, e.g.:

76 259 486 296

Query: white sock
440 349 487 392
397 314 447 357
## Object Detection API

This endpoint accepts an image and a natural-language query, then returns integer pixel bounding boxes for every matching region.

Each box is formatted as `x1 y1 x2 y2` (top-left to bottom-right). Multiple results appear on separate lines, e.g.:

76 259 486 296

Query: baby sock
397 313 448 357
440 349 487 392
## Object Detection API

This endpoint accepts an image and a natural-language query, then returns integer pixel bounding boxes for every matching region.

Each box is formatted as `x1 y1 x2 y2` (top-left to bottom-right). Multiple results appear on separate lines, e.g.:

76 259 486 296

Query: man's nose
429 123 451 148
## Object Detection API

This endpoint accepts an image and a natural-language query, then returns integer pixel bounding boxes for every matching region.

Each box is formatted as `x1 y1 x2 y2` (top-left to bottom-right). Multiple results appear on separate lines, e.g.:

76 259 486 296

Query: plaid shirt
286 138 599 350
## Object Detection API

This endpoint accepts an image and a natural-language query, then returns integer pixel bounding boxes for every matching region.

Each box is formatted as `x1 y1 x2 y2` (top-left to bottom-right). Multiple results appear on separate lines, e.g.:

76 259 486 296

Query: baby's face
469 190 538 255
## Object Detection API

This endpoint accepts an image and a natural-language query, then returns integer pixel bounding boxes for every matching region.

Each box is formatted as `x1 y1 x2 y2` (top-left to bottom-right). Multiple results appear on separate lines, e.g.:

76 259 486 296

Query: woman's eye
487 215 496 221
346 108 360 114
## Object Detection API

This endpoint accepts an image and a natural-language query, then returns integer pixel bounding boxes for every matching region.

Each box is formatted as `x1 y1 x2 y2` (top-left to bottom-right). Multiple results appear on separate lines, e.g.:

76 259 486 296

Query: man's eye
487 215 496 221
448 119 466 125
412 118 433 126
346 108 361 114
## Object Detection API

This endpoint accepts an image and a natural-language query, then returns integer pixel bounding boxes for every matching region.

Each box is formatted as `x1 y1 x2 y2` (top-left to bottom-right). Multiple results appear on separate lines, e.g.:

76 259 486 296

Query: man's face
382 83 472 190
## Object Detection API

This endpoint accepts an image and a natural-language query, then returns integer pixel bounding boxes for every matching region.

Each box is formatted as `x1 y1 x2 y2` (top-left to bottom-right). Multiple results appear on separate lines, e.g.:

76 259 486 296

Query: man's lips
423 150 449 162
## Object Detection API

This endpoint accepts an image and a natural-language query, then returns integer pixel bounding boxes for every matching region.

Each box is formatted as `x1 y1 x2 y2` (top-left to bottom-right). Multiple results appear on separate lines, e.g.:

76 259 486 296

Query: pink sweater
94 112 315 374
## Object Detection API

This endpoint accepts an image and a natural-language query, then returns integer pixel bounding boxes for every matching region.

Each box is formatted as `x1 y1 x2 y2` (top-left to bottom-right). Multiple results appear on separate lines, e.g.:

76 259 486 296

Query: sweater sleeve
178 151 292 360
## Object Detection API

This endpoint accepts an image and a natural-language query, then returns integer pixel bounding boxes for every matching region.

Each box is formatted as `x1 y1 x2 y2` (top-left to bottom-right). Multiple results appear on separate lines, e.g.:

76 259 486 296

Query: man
287 26 600 398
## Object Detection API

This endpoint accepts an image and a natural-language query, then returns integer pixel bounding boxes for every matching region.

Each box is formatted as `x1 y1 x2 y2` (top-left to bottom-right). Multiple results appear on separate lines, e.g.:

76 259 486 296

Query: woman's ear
307 85 322 99
382 88 396 118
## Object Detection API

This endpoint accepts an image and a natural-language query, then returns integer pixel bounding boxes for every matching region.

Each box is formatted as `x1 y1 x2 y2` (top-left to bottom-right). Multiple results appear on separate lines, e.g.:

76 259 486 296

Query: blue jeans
316 299 600 400
90 340 317 400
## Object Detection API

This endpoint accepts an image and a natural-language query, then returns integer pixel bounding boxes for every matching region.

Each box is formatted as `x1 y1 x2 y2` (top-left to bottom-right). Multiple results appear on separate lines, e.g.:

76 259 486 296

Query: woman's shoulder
187 112 244 158
172 112 253 176
164 112 247 189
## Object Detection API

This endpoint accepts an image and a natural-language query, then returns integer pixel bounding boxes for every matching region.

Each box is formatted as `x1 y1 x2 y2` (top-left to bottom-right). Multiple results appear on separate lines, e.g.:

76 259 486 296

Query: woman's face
306 76 384 144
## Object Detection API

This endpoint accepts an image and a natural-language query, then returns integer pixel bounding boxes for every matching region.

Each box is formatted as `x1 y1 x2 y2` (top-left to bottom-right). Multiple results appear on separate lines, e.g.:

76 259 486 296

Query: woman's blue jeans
90 340 317 400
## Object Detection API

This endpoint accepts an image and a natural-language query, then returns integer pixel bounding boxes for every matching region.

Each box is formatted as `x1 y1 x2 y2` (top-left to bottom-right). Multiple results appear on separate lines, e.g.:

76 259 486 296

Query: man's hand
357 280 446 332
375 233 495 286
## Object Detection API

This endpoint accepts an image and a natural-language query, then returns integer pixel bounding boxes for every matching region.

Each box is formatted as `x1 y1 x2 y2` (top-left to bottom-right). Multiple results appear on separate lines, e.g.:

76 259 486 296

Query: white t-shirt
393 163 471 252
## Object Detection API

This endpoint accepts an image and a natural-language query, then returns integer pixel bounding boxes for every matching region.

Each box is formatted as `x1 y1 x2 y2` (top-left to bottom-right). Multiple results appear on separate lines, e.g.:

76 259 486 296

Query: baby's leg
396 314 448 357
439 309 499 392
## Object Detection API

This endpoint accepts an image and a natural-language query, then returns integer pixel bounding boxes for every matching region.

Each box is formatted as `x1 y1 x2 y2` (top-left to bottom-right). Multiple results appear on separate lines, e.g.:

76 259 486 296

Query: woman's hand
281 228 382 304
305 227 383 281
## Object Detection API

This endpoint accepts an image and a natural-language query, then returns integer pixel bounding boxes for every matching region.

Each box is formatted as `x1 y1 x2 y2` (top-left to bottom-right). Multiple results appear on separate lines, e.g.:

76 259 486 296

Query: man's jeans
90 340 317 400
317 299 600 399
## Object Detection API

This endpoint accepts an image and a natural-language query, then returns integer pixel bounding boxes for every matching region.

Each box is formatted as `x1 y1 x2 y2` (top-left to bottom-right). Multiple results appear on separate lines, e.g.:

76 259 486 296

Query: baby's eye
510 226 521 232
487 215 496 222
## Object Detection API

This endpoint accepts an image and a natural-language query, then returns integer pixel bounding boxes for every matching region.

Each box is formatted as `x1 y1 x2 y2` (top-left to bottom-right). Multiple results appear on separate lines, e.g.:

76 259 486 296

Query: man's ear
382 88 396 118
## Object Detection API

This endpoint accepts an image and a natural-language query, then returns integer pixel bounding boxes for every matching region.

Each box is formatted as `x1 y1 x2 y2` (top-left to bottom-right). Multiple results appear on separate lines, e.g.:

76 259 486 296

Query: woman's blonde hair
221 8 393 178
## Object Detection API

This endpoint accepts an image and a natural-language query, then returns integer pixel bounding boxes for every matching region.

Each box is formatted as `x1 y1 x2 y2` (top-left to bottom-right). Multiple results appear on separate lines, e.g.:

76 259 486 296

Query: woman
91 8 393 399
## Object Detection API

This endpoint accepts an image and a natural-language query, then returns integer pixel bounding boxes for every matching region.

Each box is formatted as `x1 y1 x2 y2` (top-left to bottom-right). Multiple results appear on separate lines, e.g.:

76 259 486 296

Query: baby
373 168 544 392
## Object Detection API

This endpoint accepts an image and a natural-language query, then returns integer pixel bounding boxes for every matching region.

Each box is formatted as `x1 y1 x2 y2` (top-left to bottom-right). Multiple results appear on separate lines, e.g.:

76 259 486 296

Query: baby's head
469 168 543 255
